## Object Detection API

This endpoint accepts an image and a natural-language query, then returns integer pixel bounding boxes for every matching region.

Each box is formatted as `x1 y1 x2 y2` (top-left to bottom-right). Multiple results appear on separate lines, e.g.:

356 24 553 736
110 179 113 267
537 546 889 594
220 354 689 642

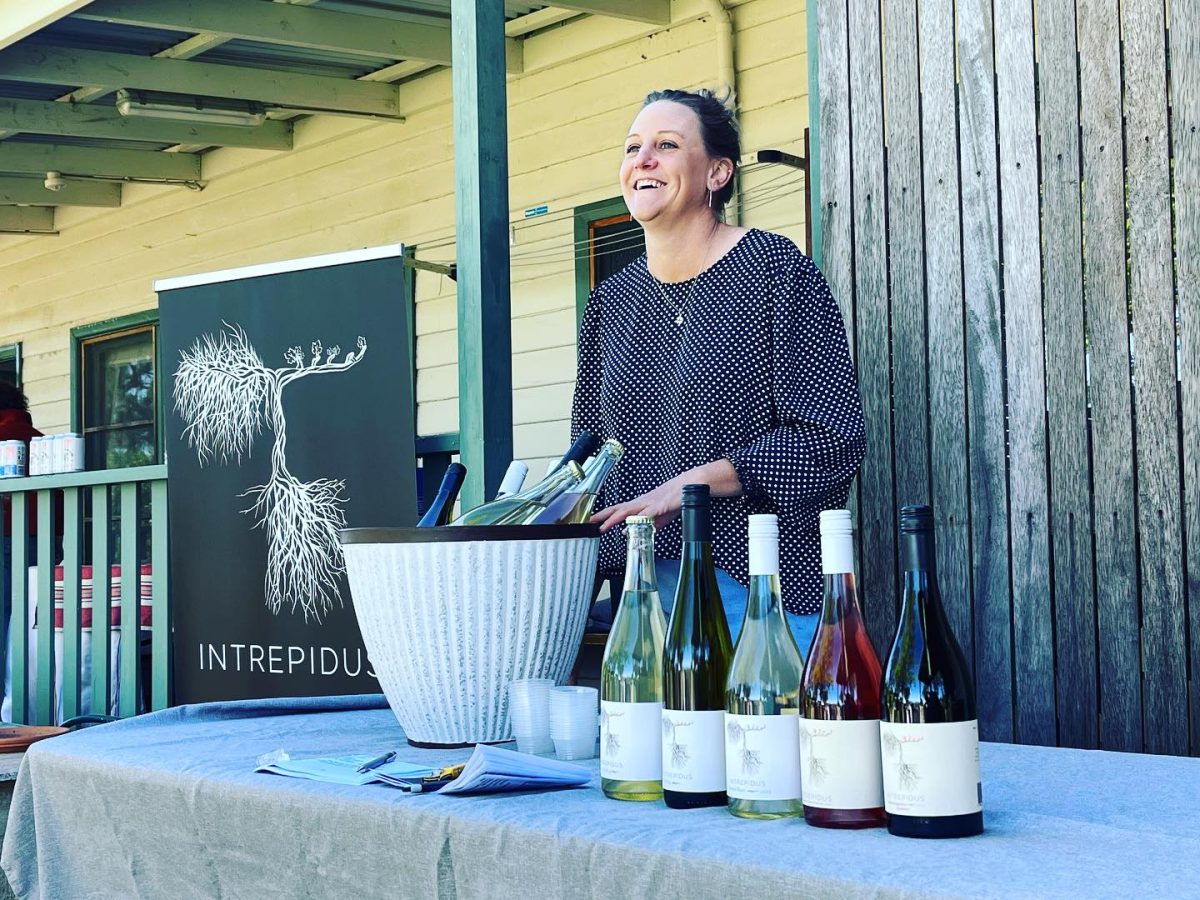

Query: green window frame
70 309 162 470
572 197 645 332
0 342 21 388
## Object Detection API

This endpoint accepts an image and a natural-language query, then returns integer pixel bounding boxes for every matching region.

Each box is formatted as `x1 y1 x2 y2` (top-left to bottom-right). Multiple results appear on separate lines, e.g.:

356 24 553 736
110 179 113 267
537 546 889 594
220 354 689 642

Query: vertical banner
158 246 416 702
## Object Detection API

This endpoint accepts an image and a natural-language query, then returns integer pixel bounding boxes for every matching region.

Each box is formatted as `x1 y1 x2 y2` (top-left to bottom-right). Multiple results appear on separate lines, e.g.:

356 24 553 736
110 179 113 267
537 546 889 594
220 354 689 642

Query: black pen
356 751 397 774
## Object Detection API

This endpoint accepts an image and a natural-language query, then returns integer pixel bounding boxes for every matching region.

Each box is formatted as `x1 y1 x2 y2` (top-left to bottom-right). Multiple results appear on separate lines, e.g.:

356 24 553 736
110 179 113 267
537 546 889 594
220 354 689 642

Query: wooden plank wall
817 0 1198 754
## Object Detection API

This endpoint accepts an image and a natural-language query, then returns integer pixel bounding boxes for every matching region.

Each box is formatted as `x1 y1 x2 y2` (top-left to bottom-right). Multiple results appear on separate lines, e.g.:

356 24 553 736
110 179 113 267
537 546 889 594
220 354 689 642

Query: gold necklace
652 229 717 326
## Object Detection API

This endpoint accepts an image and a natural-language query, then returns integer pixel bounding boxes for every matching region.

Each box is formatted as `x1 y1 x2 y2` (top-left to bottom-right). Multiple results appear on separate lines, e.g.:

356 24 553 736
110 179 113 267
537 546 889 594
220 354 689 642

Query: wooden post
451 0 513 508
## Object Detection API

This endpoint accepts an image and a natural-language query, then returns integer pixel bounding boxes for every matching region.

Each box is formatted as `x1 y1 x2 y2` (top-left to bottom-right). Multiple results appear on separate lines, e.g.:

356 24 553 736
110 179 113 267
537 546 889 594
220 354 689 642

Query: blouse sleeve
570 287 604 444
724 252 866 518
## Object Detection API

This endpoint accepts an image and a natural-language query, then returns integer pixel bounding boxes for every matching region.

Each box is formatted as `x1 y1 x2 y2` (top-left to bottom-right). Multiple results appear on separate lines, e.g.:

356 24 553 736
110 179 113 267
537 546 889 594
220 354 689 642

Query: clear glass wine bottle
601 515 667 801
724 514 804 819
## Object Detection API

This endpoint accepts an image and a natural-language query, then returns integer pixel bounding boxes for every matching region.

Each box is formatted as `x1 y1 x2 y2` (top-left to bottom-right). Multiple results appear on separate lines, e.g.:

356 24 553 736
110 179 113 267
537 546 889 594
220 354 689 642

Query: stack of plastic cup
549 685 599 760
508 678 554 754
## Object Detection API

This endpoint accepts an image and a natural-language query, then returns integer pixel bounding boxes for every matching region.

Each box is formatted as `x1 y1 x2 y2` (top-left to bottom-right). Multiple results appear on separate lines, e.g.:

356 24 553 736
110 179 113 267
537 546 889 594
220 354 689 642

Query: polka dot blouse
571 228 866 615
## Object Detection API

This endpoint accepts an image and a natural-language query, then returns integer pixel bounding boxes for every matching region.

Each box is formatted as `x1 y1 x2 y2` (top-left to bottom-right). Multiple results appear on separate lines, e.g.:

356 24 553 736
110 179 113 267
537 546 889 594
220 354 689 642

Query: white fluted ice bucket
341 525 600 746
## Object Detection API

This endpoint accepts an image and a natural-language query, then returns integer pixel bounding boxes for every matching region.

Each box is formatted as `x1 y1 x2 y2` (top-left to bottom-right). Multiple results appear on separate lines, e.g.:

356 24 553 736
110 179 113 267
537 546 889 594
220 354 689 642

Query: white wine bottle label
798 717 883 809
661 709 726 792
879 720 982 817
601 700 663 781
724 713 802 801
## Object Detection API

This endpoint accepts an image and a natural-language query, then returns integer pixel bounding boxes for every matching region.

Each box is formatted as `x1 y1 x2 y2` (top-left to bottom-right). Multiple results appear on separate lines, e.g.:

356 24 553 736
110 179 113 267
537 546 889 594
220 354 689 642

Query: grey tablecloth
2 694 1199 899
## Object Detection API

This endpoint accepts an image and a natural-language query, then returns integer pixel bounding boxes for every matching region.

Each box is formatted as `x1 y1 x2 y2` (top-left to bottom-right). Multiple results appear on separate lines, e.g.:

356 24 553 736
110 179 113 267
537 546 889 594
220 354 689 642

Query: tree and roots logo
799 723 832 784
174 323 367 621
882 730 922 789
663 715 691 769
601 707 623 755
726 718 767 775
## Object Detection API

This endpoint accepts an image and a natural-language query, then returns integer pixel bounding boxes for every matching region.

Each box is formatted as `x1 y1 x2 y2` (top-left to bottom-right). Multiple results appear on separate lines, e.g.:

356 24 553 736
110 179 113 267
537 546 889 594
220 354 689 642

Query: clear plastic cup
552 734 597 761
509 678 554 754
549 686 598 760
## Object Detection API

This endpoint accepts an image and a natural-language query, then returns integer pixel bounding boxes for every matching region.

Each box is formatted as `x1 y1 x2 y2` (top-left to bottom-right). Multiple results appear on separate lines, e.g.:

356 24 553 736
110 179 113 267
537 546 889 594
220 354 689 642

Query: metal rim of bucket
339 524 602 544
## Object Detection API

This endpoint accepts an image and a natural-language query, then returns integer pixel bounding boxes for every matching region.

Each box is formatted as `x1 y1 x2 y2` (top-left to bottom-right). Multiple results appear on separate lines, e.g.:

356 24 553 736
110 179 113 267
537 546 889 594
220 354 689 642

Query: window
0 343 20 388
573 198 646 329
72 312 159 470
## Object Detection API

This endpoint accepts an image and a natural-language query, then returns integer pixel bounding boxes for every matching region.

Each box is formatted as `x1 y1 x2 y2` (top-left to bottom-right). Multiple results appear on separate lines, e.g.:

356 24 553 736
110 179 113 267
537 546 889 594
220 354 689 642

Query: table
2 695 1198 899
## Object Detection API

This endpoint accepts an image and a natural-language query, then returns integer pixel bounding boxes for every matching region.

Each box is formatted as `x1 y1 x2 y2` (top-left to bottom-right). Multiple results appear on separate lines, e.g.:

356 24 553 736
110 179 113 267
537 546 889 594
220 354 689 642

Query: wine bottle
546 429 600 476
662 484 733 809
529 438 625 525
449 461 584 526
724 514 804 819
601 515 668 801
494 460 529 499
799 509 886 828
416 462 467 527
880 504 983 838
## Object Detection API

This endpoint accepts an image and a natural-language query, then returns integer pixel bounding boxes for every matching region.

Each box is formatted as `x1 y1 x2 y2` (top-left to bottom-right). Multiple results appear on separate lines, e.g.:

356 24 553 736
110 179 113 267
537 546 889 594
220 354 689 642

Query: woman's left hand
590 477 686 532
589 459 743 533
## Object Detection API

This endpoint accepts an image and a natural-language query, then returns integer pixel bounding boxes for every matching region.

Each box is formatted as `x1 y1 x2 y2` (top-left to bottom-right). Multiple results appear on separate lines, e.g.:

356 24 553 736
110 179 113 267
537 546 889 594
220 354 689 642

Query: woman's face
620 100 715 226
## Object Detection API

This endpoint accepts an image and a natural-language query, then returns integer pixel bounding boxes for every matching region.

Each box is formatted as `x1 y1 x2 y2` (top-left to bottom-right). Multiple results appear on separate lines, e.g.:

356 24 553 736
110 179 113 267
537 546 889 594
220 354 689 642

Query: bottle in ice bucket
600 515 667 801
724 514 804 819
529 438 624 524
416 462 466 527
449 461 584 526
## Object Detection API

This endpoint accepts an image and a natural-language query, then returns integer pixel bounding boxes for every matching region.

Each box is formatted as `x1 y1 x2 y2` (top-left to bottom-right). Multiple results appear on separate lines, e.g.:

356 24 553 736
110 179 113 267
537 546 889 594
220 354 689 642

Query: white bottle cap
748 514 779 576
819 509 856 575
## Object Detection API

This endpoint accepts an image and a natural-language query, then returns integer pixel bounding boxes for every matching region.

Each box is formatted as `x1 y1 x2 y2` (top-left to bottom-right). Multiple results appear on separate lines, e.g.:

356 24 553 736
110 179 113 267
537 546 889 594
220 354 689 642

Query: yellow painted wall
0 0 809 477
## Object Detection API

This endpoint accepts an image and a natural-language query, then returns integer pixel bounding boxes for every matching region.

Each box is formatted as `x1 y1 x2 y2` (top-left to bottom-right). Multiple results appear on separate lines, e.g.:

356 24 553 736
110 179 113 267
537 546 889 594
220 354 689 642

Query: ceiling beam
0 98 292 150
0 142 200 181
0 45 404 120
0 175 120 207
0 1 94 52
0 206 55 234
76 0 523 72
544 0 671 24
505 9 579 37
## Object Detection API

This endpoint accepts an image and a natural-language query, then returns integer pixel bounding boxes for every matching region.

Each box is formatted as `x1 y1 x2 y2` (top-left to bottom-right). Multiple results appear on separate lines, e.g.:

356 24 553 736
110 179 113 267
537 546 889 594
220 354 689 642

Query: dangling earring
707 188 713 209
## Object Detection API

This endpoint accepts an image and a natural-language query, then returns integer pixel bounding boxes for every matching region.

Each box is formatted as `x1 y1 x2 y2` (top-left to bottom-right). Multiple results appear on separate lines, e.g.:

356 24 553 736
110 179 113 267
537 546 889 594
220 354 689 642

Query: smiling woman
571 88 865 646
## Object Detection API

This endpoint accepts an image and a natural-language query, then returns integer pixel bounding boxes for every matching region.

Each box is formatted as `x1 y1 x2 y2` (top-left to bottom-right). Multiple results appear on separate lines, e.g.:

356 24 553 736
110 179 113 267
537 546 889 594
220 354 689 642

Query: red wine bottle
661 484 733 809
880 504 983 838
416 463 466 527
799 509 886 828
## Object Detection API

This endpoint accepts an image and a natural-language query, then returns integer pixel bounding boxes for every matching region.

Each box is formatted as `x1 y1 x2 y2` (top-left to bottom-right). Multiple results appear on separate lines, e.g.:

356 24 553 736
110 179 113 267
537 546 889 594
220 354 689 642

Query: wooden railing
1 465 168 725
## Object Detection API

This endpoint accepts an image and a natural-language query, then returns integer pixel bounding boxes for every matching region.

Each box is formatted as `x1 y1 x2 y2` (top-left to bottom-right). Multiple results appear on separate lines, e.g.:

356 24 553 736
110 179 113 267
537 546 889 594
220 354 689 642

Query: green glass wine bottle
881 505 983 838
661 484 733 809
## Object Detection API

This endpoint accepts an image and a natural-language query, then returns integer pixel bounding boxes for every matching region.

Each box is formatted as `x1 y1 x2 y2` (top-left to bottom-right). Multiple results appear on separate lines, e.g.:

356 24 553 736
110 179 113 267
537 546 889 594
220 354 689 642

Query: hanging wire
413 166 806 270
409 160 799 259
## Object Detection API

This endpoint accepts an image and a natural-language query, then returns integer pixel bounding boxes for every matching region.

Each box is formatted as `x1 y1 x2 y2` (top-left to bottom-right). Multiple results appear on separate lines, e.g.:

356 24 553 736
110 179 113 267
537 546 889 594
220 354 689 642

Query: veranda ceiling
0 0 670 234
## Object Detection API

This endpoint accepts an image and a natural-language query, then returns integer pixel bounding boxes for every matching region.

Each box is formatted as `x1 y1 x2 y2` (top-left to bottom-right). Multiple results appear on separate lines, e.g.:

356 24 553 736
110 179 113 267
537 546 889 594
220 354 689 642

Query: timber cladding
816 0 1198 756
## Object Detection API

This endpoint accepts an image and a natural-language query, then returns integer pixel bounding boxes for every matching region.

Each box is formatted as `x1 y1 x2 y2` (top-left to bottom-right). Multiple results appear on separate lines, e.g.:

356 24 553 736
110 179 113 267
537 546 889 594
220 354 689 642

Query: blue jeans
652 559 819 655
589 558 819 657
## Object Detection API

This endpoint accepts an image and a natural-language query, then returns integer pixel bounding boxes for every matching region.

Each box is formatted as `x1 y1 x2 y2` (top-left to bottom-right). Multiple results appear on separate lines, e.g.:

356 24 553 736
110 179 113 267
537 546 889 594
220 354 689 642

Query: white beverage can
51 433 66 474
71 434 85 471
28 436 42 475
62 432 77 472
0 440 13 477
11 439 26 477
